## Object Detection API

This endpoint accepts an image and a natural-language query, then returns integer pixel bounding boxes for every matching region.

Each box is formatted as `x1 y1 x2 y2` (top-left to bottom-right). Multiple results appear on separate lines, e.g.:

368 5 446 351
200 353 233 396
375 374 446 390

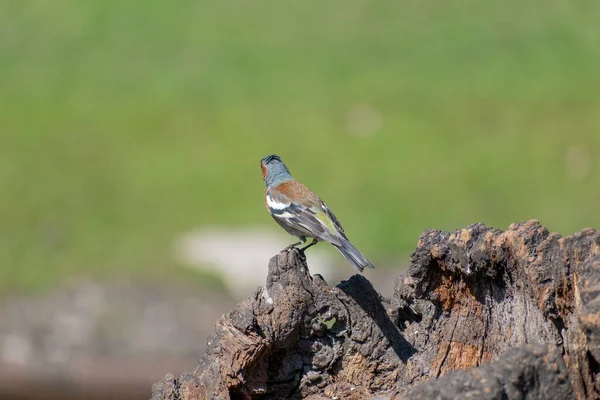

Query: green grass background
1 0 599 294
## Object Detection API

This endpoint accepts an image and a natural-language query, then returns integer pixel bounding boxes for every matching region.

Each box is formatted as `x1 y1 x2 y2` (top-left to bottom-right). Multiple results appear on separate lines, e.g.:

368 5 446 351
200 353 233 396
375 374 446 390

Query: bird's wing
266 183 343 244
320 202 346 237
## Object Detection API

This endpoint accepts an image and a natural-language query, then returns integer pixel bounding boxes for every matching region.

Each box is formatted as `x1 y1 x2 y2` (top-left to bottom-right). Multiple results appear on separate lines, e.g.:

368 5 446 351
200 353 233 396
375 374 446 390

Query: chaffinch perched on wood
260 154 375 273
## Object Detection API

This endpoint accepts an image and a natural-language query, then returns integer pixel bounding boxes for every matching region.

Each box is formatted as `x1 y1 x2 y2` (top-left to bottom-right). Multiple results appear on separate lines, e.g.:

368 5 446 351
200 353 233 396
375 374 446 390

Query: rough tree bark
152 220 600 399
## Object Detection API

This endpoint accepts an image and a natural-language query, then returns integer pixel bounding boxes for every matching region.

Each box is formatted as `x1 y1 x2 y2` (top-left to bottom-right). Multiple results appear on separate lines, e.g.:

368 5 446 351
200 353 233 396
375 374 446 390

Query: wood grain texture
152 220 600 400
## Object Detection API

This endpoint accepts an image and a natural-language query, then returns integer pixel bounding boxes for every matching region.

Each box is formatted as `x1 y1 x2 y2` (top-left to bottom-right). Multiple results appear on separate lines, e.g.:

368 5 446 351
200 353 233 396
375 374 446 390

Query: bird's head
261 154 292 187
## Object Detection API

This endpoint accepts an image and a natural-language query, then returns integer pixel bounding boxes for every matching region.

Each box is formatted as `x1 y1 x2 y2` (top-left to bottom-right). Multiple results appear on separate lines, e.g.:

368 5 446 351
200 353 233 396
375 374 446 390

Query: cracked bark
152 220 600 399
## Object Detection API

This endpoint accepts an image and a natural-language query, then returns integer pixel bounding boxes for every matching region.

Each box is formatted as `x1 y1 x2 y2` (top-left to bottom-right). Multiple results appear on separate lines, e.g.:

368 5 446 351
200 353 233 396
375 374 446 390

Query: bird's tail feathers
333 239 375 273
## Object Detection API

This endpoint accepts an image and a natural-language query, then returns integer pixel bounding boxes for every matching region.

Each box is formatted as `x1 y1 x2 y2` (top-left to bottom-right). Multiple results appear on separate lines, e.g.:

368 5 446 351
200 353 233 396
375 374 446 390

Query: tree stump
152 220 600 399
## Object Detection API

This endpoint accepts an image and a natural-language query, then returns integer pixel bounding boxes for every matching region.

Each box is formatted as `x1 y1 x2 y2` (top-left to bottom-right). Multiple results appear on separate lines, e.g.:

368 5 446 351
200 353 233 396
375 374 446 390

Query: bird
260 154 375 273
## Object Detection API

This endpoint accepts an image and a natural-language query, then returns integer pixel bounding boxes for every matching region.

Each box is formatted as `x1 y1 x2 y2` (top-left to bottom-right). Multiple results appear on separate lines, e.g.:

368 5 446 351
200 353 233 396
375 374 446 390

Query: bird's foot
283 238 306 252
297 240 317 262
299 239 318 255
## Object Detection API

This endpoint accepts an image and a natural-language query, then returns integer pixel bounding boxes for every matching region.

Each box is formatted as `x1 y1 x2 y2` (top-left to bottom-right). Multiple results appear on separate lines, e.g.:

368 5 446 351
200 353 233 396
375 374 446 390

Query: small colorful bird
261 154 375 273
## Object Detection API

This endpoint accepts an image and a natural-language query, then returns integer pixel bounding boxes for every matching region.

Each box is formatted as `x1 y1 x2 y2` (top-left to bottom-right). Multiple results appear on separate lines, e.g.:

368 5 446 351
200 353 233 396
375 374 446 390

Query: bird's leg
284 236 306 251
299 238 319 253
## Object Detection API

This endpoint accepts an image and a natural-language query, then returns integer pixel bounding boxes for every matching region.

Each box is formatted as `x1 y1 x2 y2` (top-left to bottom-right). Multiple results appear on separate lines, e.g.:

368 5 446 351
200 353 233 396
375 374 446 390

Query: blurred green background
1 0 599 295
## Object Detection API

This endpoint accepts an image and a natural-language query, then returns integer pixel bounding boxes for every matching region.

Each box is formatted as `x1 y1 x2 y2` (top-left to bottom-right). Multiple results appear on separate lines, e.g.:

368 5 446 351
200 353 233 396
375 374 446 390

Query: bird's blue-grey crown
261 154 293 188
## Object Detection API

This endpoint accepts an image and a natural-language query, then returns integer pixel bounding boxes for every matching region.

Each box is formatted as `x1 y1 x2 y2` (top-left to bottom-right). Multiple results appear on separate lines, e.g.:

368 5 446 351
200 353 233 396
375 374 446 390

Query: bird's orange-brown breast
261 161 268 180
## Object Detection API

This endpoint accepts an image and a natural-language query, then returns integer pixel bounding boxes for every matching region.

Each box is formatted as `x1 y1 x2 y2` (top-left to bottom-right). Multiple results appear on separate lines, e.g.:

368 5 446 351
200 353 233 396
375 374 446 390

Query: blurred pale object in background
346 103 382 137
565 145 592 181
175 227 335 299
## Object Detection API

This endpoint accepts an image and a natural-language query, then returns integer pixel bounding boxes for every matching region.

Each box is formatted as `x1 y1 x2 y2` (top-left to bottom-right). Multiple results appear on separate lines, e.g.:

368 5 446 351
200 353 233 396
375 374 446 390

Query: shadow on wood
338 275 415 363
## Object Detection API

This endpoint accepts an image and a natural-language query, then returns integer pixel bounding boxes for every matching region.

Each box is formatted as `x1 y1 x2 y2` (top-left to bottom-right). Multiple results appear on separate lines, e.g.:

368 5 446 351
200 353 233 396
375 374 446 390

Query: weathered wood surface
152 220 600 399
